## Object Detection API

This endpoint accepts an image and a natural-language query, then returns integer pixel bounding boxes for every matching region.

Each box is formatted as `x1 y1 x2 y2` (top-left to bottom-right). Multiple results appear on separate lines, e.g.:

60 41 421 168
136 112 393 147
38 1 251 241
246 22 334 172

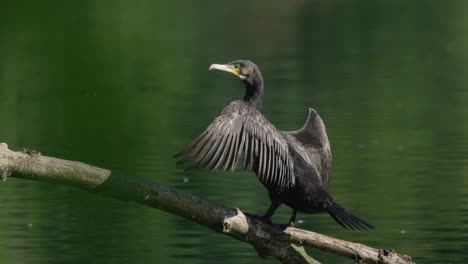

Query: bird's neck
243 78 264 110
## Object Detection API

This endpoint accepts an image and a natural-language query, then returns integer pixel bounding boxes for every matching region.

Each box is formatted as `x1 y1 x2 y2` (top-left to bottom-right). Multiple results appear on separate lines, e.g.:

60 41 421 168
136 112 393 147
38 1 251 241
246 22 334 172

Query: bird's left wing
175 101 295 190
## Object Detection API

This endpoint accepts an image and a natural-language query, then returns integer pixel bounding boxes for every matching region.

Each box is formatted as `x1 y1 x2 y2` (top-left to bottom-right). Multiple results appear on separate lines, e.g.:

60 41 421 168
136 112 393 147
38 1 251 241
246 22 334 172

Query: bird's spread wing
176 101 295 190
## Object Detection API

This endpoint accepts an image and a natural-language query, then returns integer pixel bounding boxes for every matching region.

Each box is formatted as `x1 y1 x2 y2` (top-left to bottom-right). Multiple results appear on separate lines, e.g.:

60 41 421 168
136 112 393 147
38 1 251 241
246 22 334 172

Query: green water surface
1 1 468 263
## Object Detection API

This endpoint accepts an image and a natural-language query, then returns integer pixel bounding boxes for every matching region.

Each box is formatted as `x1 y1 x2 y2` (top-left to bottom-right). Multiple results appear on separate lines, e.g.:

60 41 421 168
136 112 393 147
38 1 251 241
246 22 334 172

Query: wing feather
186 129 220 170
211 134 230 171
258 142 265 181
215 134 233 171
224 133 237 171
176 101 295 190
203 135 224 168
242 134 250 170
176 129 213 165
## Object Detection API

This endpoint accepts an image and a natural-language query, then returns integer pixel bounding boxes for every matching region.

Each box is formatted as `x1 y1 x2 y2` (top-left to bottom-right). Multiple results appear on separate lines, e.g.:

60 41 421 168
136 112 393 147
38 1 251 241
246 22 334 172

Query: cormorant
176 60 374 230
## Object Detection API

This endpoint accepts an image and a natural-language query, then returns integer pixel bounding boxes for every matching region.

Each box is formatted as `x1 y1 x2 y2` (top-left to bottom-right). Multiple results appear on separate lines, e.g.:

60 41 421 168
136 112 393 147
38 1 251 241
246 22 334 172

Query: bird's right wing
176 101 295 191
286 108 331 187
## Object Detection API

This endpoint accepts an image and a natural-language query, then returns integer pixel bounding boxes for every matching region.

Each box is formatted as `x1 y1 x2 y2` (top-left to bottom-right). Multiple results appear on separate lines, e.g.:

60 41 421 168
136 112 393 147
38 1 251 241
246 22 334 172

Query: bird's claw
244 213 273 226
277 221 295 231
245 213 297 232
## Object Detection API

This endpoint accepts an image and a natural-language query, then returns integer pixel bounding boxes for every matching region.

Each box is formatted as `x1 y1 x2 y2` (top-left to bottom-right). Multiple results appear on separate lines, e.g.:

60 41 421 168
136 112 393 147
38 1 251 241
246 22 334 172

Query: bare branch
0 143 413 264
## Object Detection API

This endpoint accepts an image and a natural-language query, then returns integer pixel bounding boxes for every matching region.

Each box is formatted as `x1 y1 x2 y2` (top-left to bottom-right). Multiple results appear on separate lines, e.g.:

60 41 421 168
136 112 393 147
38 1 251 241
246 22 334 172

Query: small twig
22 148 41 156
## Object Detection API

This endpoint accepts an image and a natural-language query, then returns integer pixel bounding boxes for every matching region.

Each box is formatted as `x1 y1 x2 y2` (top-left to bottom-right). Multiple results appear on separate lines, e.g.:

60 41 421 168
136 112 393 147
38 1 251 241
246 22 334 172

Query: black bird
176 60 374 230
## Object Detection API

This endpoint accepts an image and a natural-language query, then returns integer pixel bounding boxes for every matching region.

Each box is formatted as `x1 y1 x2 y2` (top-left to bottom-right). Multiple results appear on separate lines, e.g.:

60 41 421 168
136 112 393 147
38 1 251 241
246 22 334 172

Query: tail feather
326 202 375 231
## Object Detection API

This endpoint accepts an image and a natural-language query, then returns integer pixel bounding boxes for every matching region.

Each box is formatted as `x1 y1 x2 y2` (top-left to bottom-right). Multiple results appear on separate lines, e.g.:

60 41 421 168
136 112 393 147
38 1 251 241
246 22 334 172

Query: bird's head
209 59 264 109
209 60 262 87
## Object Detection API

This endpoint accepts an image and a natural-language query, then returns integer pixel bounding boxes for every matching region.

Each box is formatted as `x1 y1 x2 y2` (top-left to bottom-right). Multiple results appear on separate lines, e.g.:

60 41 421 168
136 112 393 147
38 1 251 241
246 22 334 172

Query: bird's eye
234 64 241 70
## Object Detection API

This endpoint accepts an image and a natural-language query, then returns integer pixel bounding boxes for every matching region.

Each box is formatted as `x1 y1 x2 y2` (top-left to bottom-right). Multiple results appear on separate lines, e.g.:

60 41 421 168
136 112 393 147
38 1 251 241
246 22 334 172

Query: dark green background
1 1 467 263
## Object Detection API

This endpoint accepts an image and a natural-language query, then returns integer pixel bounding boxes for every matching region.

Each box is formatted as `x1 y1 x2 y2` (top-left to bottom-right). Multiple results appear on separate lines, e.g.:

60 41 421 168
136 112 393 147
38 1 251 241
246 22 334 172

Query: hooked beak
209 63 245 80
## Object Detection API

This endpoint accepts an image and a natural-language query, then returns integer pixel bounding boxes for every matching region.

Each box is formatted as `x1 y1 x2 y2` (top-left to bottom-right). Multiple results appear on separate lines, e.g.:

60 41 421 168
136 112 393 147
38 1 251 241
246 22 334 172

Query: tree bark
0 143 414 264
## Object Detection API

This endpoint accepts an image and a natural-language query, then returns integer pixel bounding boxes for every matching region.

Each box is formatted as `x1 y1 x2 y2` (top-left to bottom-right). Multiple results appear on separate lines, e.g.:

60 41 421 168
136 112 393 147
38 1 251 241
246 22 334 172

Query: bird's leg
261 201 281 223
245 201 280 226
277 209 297 231
287 209 297 227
